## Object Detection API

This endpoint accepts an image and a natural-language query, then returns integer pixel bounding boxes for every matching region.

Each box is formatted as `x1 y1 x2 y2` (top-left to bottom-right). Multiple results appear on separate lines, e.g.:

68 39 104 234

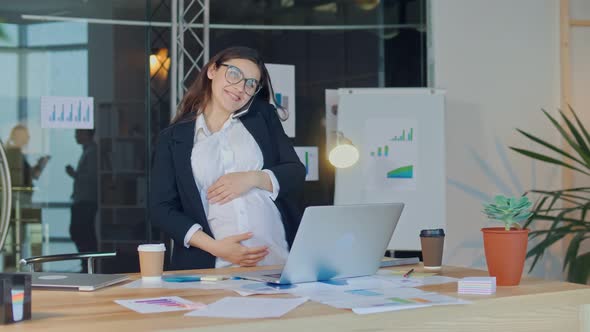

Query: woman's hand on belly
207 171 261 204
210 232 269 267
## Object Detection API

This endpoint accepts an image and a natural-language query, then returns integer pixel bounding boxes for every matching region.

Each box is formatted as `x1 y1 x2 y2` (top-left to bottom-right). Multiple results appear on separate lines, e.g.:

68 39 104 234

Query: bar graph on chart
390 128 414 142
363 118 418 191
370 145 389 157
41 96 94 129
275 93 289 111
294 146 319 181
266 63 295 137
48 102 91 122
387 165 414 179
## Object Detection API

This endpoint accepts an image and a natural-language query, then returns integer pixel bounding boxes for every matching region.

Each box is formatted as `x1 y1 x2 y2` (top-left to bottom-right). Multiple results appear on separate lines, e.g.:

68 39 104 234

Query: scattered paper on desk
420 276 459 286
115 296 205 314
276 276 468 314
232 281 299 296
352 303 429 314
309 286 428 309
352 293 469 315
185 297 309 319
123 277 252 291
375 274 458 288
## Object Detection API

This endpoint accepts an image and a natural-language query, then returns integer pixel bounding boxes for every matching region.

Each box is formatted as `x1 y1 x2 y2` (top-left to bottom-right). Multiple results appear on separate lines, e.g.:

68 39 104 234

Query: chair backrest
20 251 117 274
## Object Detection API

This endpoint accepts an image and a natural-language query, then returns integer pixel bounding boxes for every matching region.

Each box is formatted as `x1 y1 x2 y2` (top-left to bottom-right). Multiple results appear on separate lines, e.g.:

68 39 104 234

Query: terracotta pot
481 227 529 286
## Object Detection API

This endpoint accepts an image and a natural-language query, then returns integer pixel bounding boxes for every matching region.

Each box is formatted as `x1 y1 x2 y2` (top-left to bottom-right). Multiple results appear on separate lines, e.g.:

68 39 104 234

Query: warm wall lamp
149 48 170 79
328 131 359 168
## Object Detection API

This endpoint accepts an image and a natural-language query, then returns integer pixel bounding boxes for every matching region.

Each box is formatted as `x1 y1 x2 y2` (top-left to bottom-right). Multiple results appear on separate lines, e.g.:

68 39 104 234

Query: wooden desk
5 265 590 332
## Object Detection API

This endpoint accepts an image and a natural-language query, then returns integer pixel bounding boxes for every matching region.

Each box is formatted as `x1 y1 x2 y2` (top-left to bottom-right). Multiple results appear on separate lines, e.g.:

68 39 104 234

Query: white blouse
185 113 289 268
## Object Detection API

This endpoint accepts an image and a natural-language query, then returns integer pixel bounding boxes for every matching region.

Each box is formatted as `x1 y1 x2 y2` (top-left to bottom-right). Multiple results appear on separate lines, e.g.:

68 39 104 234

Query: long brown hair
171 46 286 124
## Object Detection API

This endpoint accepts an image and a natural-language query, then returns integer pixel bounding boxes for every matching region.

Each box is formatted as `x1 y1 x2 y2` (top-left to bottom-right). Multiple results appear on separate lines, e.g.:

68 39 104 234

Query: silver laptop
31 272 128 291
238 203 404 285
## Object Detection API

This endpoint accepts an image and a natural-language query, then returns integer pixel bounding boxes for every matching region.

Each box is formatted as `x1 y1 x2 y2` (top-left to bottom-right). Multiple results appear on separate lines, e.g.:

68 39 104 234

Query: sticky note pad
458 277 496 295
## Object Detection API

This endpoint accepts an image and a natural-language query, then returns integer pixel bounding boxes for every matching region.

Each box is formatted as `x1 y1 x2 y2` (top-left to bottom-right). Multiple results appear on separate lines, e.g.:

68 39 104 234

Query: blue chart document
364 118 418 191
41 96 94 129
294 146 319 181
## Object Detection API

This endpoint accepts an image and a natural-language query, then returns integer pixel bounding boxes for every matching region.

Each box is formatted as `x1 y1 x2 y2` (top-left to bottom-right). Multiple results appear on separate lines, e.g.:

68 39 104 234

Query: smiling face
207 58 261 117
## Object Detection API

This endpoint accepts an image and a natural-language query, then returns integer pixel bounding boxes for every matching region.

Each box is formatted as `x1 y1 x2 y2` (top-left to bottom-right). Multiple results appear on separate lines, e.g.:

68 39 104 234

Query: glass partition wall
0 0 427 273
0 1 153 273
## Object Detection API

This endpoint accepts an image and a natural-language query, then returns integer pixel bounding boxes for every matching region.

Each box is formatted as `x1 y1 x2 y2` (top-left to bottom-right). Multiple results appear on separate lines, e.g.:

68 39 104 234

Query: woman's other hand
190 230 268 267
207 171 258 204
211 232 268 267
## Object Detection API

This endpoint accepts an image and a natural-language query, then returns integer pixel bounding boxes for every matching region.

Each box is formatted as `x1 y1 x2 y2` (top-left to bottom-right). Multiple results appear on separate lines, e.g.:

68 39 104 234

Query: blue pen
163 276 202 283
163 275 242 283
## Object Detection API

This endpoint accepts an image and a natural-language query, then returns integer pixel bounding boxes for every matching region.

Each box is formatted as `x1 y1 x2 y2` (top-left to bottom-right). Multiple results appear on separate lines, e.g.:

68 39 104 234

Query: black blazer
150 98 306 270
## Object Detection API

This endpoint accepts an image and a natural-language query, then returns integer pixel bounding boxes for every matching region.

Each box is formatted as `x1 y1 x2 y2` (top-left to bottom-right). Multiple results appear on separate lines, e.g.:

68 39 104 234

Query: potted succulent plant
482 195 533 286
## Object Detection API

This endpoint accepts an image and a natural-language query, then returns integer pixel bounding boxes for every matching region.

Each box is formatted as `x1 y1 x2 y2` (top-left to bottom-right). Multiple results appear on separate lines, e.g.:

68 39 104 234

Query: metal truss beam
171 0 209 119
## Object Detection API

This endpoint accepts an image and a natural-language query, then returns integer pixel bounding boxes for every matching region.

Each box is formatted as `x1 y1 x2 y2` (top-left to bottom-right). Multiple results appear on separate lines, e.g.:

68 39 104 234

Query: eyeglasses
219 63 262 96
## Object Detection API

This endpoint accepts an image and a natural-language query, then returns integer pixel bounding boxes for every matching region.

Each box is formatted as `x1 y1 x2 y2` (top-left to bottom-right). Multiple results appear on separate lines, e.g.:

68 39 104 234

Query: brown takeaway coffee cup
137 243 166 281
420 229 445 270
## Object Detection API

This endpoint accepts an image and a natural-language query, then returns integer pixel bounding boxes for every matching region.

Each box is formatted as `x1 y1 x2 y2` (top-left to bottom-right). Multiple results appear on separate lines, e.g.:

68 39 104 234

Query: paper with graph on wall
362 118 418 192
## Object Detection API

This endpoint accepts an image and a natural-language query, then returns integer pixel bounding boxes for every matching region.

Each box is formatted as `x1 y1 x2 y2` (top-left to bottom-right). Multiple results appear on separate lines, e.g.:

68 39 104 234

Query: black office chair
20 251 117 274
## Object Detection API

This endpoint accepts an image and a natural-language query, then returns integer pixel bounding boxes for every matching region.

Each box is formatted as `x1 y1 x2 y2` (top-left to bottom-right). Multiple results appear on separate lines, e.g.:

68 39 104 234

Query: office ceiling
0 0 147 24
0 0 422 25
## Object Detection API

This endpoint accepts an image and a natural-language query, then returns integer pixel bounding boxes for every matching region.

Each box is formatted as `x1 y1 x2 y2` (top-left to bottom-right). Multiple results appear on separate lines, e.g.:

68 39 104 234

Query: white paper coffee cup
138 244 166 281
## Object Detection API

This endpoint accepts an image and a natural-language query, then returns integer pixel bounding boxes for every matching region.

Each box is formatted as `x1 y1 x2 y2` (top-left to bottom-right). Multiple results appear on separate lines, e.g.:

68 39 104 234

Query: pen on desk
163 275 241 283
162 276 202 282
403 268 414 278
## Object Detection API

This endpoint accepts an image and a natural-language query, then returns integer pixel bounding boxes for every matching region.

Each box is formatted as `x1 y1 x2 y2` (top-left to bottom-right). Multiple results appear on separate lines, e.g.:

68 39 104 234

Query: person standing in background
4 124 50 265
65 129 98 272
5 124 51 188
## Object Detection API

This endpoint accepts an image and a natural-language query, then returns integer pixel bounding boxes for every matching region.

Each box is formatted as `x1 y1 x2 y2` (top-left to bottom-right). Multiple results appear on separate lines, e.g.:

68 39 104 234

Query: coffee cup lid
420 229 445 237
138 243 166 252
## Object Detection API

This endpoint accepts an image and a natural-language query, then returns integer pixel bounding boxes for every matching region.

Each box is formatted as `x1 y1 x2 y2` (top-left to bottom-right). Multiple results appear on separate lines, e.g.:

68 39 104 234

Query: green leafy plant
510 106 590 284
483 195 532 230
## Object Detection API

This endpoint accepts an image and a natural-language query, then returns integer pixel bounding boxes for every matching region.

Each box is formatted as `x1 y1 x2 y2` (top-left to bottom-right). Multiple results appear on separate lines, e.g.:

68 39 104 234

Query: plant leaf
528 214 587 224
530 192 587 207
567 105 590 154
529 224 576 238
509 147 590 176
524 195 549 229
563 232 585 272
514 128 588 168
567 251 590 284
527 231 569 260
559 109 590 166
582 203 589 223
541 109 586 163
